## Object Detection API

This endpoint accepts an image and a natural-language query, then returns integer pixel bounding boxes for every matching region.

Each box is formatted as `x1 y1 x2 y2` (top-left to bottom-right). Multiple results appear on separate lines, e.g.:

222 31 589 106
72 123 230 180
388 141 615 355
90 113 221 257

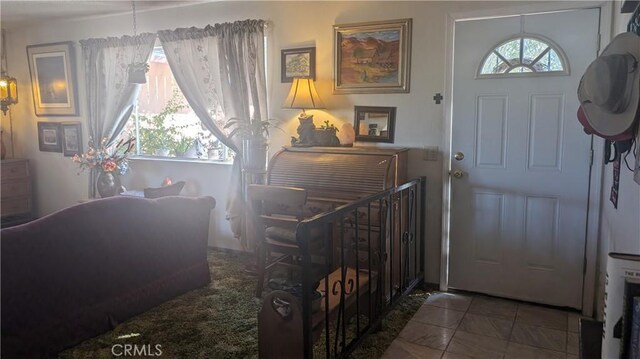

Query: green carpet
60 250 428 358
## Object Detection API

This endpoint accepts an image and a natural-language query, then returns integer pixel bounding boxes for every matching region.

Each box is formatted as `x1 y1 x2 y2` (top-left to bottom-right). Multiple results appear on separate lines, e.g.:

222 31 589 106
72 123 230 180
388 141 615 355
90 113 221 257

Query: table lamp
283 78 325 121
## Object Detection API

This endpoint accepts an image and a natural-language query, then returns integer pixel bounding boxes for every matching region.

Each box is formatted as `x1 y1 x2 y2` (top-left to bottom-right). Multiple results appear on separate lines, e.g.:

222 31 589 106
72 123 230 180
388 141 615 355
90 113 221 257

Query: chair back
247 184 308 228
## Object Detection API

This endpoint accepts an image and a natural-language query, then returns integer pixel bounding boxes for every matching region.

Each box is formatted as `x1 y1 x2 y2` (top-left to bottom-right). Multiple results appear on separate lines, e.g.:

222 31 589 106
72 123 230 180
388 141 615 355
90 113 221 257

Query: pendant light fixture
127 1 148 84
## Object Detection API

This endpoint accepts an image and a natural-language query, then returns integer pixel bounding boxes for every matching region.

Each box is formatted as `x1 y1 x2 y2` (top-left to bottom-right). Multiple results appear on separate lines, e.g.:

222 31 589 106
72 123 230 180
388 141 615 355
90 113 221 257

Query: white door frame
441 1 612 317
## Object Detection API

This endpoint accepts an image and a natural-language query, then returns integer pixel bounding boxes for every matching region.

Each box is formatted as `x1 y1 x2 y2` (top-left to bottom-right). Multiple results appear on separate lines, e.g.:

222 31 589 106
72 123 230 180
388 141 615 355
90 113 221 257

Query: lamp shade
283 78 325 110
0 74 18 115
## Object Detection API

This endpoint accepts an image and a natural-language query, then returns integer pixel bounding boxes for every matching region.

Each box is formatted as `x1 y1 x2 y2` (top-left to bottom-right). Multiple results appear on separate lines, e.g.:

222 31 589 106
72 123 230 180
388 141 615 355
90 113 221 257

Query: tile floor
382 292 583 359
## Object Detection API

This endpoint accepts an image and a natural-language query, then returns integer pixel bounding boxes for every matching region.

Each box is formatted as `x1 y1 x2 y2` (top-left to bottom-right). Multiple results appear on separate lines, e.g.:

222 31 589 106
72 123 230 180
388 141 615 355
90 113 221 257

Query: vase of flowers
72 137 135 198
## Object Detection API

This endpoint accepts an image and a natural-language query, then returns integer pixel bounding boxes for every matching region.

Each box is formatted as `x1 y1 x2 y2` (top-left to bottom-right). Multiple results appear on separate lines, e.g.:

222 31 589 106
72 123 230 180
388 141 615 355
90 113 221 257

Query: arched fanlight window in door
477 34 569 77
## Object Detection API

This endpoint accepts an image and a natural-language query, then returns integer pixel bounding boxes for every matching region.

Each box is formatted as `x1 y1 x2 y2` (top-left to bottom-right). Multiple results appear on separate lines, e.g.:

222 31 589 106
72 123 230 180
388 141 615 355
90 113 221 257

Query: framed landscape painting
281 47 316 82
334 19 412 94
27 42 79 116
37 122 62 152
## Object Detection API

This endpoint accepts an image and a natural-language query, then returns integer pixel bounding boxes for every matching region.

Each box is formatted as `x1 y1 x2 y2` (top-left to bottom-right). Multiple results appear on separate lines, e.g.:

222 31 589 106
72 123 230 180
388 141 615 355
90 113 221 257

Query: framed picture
354 106 396 143
61 122 82 157
37 122 62 152
334 19 412 94
27 42 79 116
281 47 316 83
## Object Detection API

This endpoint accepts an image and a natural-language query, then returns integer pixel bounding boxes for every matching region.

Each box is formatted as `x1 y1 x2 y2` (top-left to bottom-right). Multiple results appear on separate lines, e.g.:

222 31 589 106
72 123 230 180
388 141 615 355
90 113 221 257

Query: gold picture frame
334 18 412 94
27 42 79 116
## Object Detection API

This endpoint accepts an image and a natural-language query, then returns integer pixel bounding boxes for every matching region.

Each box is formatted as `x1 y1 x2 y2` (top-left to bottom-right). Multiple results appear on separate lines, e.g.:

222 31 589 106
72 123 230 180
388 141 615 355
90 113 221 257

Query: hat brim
578 32 640 137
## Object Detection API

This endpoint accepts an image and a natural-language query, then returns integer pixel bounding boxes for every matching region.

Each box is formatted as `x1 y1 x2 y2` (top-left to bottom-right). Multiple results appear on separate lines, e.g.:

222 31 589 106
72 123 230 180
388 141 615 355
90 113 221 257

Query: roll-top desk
268 146 408 209
268 146 411 293
258 147 422 359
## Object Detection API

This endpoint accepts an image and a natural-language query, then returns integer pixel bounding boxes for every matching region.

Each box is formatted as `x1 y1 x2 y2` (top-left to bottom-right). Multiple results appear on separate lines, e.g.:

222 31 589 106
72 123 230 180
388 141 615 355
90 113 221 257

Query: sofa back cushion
1 195 215 356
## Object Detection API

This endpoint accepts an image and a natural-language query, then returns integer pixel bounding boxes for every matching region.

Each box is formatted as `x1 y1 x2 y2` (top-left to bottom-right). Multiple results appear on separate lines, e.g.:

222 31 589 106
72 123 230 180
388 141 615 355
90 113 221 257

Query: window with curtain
119 33 268 163
115 19 269 247
119 40 233 162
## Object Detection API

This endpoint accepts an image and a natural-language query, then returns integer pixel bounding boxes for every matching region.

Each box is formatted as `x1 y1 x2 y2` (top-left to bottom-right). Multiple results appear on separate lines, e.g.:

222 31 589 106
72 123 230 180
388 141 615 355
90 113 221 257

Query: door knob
454 152 465 161
452 170 464 179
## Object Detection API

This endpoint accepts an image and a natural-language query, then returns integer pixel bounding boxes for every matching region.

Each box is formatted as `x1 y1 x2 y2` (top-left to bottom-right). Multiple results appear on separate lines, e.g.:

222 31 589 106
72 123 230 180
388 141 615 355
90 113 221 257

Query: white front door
449 9 600 309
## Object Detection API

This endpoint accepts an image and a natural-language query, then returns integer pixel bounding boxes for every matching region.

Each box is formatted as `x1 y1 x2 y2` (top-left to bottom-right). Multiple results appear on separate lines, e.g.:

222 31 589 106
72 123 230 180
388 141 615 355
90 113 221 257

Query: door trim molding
440 12 454 295
583 1 612 318
441 1 612 317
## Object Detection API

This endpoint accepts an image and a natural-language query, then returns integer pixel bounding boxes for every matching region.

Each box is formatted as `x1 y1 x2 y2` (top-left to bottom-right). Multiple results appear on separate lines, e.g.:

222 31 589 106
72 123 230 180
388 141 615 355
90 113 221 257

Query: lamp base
291 116 316 146
298 111 313 122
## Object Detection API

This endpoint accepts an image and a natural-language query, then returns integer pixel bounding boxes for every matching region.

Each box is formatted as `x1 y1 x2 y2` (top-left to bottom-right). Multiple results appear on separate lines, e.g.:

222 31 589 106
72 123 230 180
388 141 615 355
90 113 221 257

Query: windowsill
130 155 233 166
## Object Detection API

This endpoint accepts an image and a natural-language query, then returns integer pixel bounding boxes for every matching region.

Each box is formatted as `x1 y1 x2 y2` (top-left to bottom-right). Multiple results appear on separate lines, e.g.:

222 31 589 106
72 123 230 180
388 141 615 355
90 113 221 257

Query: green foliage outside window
138 94 186 156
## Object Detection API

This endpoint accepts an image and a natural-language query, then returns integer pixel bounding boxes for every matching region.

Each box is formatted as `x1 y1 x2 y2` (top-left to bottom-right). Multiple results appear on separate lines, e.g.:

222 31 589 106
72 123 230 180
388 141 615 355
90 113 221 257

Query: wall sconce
1 29 18 115
0 74 18 115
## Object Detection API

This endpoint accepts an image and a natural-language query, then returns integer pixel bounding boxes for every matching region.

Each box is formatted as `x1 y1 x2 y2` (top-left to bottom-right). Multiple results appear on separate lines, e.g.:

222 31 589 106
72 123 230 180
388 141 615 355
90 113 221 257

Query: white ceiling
0 1 206 28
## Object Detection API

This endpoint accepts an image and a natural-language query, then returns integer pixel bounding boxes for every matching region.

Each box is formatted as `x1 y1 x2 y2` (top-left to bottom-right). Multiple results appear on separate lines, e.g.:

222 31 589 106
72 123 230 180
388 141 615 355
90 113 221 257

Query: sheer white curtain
80 34 156 197
158 20 268 247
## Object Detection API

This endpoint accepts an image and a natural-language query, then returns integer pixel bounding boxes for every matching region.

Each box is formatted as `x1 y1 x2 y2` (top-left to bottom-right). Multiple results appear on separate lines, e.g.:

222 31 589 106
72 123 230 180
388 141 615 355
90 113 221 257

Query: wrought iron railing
294 177 426 358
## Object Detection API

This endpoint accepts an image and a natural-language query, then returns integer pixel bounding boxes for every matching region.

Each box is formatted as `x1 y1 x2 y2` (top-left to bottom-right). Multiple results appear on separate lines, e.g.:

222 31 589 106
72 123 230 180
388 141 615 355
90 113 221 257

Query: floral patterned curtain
158 20 268 248
80 33 156 197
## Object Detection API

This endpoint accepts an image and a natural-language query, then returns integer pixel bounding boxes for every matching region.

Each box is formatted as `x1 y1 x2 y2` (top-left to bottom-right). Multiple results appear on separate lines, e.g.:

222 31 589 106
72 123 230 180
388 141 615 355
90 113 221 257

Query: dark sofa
1 195 216 357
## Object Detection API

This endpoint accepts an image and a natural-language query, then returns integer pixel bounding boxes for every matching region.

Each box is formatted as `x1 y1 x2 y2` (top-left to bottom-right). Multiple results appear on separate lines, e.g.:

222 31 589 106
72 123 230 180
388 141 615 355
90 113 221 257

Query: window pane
479 35 567 77
532 52 550 72
121 41 233 162
548 49 563 71
480 52 509 74
496 39 520 65
523 38 548 63
509 66 533 73
530 49 564 72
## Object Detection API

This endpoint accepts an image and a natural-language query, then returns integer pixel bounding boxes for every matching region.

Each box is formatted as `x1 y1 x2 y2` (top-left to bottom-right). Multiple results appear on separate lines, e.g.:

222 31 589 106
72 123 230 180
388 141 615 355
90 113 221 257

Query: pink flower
101 159 117 172
73 137 134 175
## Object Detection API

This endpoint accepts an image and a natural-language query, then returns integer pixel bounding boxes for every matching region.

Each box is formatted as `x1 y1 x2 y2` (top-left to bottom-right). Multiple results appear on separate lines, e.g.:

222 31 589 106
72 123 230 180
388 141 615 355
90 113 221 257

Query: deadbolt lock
454 152 464 161
452 170 464 179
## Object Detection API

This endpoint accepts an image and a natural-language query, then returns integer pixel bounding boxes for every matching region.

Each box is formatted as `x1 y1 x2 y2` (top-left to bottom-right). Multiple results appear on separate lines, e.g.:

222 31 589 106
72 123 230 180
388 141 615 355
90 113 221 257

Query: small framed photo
27 42 79 116
61 122 82 157
354 106 396 143
281 47 316 83
37 122 63 152
334 19 412 94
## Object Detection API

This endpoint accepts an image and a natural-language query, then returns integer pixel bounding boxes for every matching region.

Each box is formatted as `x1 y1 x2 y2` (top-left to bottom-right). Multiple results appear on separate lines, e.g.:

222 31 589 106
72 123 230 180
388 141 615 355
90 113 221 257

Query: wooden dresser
1 159 33 225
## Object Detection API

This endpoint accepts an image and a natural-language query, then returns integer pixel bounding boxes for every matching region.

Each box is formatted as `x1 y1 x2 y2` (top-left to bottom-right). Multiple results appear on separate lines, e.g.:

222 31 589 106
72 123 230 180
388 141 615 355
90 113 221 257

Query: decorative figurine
292 117 316 146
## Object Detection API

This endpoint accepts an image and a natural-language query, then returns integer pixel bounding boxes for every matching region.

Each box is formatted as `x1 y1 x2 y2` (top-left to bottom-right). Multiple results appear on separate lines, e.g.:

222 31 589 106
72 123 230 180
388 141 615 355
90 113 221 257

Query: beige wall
2 1 622 289
594 1 640 319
